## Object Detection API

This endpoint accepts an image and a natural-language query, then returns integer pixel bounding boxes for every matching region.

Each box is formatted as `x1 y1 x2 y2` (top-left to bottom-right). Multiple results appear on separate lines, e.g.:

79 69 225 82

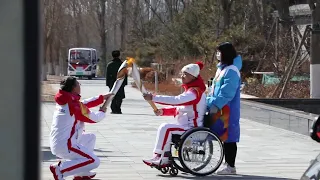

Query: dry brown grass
242 80 310 98
41 83 56 102
41 75 65 102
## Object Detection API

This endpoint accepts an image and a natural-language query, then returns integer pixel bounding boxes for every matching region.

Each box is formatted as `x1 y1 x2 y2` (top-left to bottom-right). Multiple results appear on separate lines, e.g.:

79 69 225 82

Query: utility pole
308 0 320 98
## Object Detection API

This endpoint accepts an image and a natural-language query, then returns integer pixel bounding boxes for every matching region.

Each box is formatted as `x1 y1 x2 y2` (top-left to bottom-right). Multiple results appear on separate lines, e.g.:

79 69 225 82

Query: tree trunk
42 37 48 81
251 0 262 30
220 0 233 30
98 0 107 75
42 33 48 80
133 0 140 30
274 0 290 23
165 0 174 21
42 64 48 81
49 41 55 75
261 0 270 39
120 0 127 51
55 39 61 75
151 0 157 19
112 0 117 49
274 0 293 69
274 0 291 38
73 0 82 47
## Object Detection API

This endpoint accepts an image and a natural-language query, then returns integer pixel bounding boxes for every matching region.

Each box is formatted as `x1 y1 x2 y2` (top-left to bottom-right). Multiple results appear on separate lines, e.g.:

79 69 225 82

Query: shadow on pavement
157 174 296 180
42 147 57 161
42 149 58 161
42 147 114 161
93 149 113 153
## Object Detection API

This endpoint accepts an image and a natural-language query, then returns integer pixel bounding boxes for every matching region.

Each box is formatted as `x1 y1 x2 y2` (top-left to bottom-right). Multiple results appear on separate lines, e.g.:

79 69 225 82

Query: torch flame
126 57 135 67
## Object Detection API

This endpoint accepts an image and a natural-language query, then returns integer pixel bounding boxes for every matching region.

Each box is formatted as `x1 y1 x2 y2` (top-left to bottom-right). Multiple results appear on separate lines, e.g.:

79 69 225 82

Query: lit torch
101 57 158 112
101 58 134 109
129 58 158 111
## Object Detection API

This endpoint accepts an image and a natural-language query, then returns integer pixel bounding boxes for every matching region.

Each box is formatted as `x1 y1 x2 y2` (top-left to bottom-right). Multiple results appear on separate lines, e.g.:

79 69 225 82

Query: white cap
181 63 200 77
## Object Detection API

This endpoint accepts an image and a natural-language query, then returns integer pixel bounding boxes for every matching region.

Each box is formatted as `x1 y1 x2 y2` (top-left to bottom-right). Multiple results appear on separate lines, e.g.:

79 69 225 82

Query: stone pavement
41 78 320 180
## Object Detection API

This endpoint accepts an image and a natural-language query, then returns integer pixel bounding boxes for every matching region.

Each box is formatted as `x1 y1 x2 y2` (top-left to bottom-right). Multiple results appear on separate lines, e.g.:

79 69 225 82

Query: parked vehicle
67 48 99 80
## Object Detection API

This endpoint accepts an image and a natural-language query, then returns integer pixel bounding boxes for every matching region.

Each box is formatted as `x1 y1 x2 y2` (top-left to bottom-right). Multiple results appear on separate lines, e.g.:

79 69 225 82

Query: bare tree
96 0 107 74
120 0 127 51
220 0 234 30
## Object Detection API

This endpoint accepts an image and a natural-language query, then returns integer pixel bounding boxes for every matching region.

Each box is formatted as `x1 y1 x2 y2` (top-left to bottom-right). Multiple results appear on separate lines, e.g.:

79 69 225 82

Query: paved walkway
41 78 320 180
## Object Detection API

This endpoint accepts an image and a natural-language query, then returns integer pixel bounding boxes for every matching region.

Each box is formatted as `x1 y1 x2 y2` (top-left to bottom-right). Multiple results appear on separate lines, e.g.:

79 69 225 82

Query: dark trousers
224 142 237 167
111 96 123 113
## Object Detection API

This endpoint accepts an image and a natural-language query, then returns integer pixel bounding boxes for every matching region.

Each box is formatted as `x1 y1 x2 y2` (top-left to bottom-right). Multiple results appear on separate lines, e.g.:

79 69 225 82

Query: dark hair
60 76 77 92
112 50 120 58
217 42 237 66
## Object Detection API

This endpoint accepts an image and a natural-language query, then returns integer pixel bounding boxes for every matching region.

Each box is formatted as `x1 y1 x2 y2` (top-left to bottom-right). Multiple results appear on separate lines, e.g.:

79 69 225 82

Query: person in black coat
106 50 128 114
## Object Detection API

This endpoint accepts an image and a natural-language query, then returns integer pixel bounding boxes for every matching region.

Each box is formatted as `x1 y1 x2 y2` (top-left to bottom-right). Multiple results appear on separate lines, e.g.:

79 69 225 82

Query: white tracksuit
152 87 206 154
50 90 105 177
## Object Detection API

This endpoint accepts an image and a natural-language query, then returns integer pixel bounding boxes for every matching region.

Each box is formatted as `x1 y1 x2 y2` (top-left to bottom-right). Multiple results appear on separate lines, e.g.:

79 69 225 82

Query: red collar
181 76 206 92
55 89 81 105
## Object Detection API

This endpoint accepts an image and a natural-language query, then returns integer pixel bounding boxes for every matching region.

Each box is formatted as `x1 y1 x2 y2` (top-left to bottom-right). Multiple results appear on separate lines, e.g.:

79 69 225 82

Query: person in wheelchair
206 42 242 175
142 62 207 167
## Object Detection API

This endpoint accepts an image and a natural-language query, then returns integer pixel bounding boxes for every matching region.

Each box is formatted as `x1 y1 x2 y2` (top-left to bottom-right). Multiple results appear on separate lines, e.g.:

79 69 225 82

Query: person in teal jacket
206 42 242 175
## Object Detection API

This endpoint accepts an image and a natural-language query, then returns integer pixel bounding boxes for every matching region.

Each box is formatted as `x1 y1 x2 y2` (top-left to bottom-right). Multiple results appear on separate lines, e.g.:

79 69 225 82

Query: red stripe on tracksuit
156 88 202 127
161 128 186 150
193 104 198 127
61 113 95 173
162 107 177 116
83 95 104 108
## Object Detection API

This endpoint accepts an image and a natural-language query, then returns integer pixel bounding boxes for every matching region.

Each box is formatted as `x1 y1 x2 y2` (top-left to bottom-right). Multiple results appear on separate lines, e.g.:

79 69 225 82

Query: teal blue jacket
206 55 242 142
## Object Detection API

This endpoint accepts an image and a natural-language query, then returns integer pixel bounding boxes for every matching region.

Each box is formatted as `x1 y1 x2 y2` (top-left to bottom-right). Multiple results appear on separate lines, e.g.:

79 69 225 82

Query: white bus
67 48 99 80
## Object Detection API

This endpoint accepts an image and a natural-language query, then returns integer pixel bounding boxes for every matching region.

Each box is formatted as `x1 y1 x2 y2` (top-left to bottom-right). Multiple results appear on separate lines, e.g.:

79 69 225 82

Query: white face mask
216 51 221 61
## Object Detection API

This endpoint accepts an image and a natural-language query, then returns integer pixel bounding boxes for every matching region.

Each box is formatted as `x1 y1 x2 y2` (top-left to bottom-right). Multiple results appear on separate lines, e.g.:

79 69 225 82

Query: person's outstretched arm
81 95 104 108
152 88 198 106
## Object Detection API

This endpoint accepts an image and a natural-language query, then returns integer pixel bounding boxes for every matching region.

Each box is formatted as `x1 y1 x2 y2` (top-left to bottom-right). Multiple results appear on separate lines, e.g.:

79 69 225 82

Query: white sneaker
216 164 237 175
73 171 96 180
49 161 64 180
142 156 169 167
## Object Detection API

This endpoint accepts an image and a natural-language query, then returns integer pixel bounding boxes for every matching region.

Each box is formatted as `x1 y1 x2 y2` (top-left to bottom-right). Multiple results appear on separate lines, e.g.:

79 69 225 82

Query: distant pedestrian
106 50 128 114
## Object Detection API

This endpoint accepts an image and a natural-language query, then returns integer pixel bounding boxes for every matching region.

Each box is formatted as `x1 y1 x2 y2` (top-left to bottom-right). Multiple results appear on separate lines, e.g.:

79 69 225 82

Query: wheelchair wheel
169 167 178 176
171 148 190 173
178 128 224 176
160 167 169 174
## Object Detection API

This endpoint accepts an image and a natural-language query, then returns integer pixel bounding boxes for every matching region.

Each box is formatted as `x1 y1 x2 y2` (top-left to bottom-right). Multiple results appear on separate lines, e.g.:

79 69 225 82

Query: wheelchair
149 127 224 176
